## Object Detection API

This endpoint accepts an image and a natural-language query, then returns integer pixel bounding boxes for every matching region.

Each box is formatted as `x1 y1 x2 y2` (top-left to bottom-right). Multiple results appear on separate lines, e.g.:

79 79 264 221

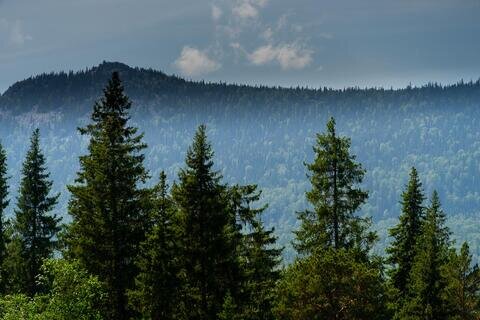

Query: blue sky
0 0 479 92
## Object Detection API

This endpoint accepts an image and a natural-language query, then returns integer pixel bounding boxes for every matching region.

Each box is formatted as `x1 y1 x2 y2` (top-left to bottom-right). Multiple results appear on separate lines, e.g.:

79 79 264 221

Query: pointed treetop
425 189 450 245
326 117 336 136
185 124 216 175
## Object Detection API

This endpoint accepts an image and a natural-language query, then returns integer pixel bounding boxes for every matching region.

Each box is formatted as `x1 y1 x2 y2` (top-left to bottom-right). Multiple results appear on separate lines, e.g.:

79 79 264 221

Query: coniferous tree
442 242 480 320
12 129 60 296
66 72 149 320
0 142 8 293
230 185 282 320
274 248 388 320
294 117 372 255
275 118 388 319
129 171 181 320
387 167 426 300
399 191 450 320
172 125 239 320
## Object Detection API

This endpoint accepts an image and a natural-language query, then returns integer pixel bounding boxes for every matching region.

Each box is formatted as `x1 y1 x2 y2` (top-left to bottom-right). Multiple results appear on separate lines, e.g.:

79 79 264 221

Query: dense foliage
0 69 478 318
7 129 60 296
1 62 480 260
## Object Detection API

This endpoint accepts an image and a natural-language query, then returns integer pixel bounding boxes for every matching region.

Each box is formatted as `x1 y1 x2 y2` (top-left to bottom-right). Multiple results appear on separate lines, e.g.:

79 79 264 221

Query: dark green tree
387 167 426 300
399 191 450 320
230 185 282 320
66 72 149 320
442 242 480 320
274 248 388 320
12 129 60 296
129 171 182 320
0 142 9 293
172 124 238 320
294 117 371 255
277 118 388 320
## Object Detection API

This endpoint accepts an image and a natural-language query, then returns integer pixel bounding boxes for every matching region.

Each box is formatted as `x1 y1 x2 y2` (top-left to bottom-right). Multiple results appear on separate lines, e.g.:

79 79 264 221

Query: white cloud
249 45 277 65
174 46 220 76
233 2 258 19
248 44 313 70
211 4 222 21
231 0 269 19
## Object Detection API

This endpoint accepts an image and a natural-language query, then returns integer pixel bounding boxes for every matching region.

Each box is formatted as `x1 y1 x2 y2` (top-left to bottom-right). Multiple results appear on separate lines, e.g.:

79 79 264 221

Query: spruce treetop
294 117 370 255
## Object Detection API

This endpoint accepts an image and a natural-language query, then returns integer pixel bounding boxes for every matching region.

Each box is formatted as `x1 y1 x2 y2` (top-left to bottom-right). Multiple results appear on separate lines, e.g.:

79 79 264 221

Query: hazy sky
0 0 479 92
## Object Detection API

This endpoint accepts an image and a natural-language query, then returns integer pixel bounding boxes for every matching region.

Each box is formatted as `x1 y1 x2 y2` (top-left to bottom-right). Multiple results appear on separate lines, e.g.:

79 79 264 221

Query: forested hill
1 61 480 260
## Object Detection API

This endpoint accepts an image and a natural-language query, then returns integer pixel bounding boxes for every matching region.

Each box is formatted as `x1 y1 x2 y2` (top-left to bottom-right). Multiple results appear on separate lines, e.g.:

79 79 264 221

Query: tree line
0 72 478 319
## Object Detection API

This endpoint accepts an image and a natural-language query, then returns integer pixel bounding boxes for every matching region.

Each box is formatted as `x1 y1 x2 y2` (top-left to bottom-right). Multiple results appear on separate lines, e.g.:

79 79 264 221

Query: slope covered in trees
0 72 478 319
0 62 480 260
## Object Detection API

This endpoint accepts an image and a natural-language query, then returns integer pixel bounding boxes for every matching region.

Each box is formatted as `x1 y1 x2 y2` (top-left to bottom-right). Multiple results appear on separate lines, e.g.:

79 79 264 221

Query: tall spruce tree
129 171 181 320
294 117 371 255
0 142 9 293
399 191 450 320
12 129 60 296
387 167 425 299
442 242 480 320
275 118 388 320
230 184 282 320
66 72 149 320
172 125 239 320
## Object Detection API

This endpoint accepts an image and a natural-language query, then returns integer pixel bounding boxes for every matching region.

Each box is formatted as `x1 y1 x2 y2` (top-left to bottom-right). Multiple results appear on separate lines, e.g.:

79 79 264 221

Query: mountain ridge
2 61 480 113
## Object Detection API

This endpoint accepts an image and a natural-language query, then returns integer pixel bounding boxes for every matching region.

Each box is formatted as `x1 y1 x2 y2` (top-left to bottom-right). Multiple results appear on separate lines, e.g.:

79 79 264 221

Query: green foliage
294 117 372 255
0 142 9 293
10 129 60 296
398 191 451 320
218 292 241 320
442 242 480 320
0 294 40 320
0 259 106 320
0 67 478 318
274 248 388 320
230 184 282 320
66 72 149 319
128 171 182 319
172 124 239 319
280 118 387 319
387 167 426 305
2 63 480 259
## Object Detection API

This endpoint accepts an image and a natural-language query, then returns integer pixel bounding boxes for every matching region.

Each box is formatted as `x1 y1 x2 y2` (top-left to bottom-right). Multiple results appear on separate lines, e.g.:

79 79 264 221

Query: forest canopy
0 62 479 261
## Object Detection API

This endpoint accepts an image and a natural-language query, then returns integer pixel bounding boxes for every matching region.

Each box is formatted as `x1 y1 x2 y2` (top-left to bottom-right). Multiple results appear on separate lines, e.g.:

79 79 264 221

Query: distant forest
0 72 478 319
0 62 480 263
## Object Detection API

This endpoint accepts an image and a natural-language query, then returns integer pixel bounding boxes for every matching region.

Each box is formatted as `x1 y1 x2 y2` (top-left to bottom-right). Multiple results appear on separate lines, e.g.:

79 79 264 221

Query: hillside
1 61 480 260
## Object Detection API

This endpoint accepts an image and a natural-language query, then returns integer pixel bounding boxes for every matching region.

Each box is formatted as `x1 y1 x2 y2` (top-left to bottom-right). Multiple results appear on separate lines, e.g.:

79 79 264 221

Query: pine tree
129 171 182 320
66 72 149 320
399 191 450 320
172 124 238 320
294 117 371 255
274 248 388 320
442 242 480 320
12 129 61 296
276 118 388 320
0 142 9 293
387 167 426 299
230 185 282 320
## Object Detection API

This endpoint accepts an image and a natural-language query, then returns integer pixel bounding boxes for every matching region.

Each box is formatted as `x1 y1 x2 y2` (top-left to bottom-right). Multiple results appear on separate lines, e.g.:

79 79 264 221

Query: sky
0 0 479 93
